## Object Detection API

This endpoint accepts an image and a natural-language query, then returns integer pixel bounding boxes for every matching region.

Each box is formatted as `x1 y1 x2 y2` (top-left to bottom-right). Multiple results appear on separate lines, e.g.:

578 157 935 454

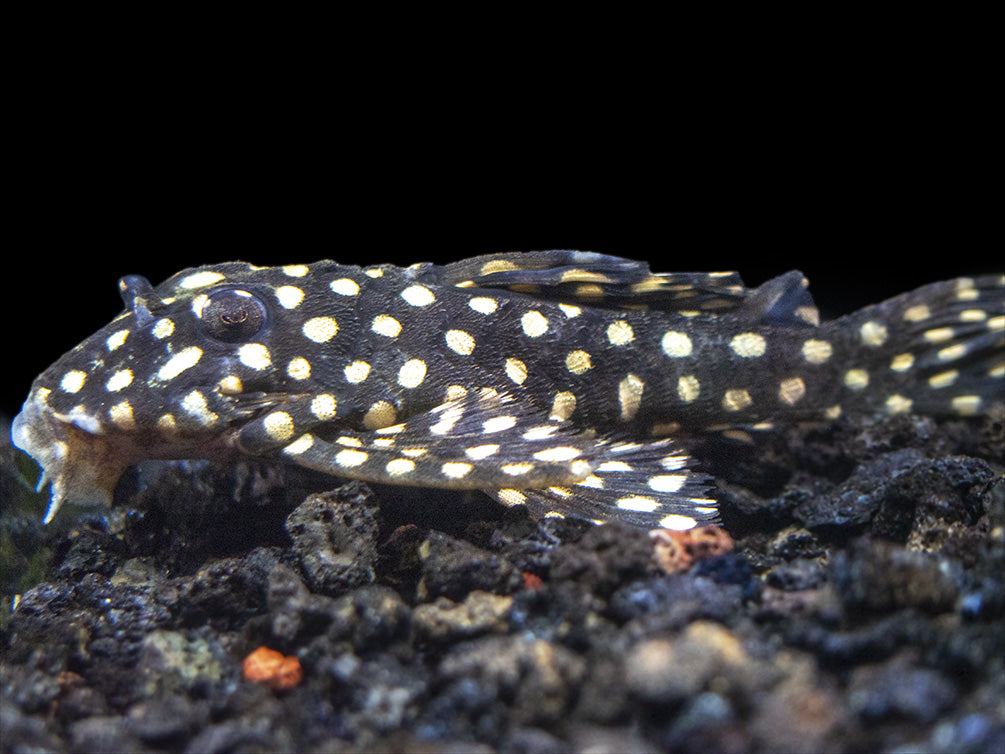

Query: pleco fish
12 252 1005 529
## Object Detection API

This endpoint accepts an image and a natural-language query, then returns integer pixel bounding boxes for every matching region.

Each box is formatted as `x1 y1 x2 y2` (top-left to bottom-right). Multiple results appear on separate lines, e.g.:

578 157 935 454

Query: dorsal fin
416 251 750 314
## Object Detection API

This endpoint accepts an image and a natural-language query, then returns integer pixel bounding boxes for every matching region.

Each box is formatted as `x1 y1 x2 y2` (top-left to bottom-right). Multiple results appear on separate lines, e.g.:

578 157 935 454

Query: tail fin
825 274 1004 419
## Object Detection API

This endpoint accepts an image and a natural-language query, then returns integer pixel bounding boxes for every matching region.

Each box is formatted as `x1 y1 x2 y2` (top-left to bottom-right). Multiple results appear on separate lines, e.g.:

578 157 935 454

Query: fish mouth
11 388 301 524
12 392 136 524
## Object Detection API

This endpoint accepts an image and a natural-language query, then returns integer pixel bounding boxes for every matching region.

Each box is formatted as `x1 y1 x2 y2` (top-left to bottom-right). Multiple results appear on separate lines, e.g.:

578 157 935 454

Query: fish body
12 251 1005 528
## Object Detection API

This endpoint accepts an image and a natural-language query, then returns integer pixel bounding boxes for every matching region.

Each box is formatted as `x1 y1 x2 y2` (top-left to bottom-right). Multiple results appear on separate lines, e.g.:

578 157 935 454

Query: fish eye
201 288 267 343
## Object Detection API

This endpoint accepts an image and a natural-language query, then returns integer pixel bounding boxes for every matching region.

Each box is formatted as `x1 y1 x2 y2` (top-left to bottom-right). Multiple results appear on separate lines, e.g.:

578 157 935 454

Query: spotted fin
239 387 712 526
412 251 748 313
489 442 716 530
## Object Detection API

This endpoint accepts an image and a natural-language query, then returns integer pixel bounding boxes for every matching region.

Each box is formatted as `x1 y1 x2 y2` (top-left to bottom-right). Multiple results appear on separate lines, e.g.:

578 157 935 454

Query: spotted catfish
12 252 1005 529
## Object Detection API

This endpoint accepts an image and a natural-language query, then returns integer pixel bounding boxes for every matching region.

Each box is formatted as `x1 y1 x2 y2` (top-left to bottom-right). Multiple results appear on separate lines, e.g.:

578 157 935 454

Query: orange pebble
650 525 734 574
242 646 303 690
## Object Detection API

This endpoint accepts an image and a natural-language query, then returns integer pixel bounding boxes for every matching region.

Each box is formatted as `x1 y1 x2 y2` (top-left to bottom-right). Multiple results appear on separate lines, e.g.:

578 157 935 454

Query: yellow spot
445 329 476 355
401 285 435 307
238 343 272 370
264 412 295 441
616 496 659 513
483 415 517 433
532 447 581 462
275 286 305 309
955 283 979 301
659 455 688 470
550 391 576 421
959 309 987 322
558 304 581 318
951 395 982 416
282 264 309 277
371 314 401 338
106 329 129 351
618 373 645 420
386 458 415 476
191 293 210 318
337 436 362 447
468 297 498 315
730 333 766 358
497 357 527 386
158 346 203 381
560 269 612 283
523 425 558 441
885 394 913 414
677 375 700 403
575 283 604 299
218 375 243 394
844 369 869 390
397 359 427 388
565 350 592 374
157 414 177 434
801 339 833 364
502 463 534 476
364 268 384 278
303 316 338 343
363 400 398 430
928 370 959 389
60 370 87 393
442 462 473 479
178 270 225 289
659 514 698 531
465 444 499 460
480 259 518 275
182 390 218 427
287 357 311 381
105 369 133 392
991 362 1005 379
890 353 915 372
903 304 931 322
336 449 368 467
860 320 889 347
521 310 549 337
430 405 464 435
497 489 528 506
796 306 820 326
778 377 806 405
938 343 967 362
924 327 955 343
989 316 1005 332
661 331 693 357
152 319 175 339
109 401 135 429
825 405 842 419
579 476 604 489
649 475 687 493
722 389 752 411
597 461 632 472
311 394 337 420
607 321 634 346
330 278 360 296
344 361 370 383
445 385 467 401
283 434 315 455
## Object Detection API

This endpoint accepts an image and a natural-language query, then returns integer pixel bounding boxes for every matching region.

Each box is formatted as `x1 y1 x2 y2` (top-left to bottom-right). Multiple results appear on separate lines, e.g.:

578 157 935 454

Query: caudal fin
827 274 1004 419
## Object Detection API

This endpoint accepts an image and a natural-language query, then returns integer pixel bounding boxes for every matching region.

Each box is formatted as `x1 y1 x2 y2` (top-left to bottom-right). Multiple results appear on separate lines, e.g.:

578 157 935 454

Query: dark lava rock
285 484 380 596
415 530 522 602
1 403 1002 753
830 538 959 614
